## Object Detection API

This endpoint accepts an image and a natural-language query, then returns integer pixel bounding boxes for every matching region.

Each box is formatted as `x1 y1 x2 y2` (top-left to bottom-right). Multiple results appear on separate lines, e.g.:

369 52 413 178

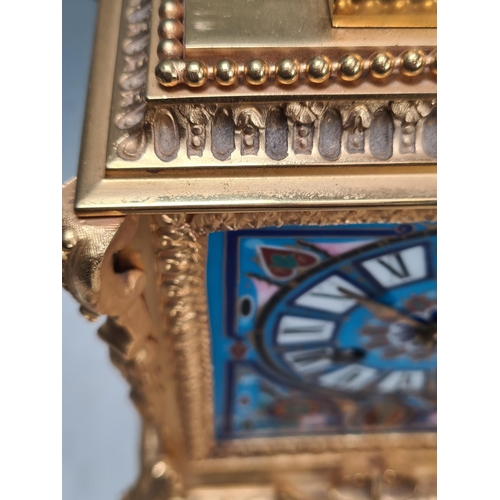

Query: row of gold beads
157 0 184 61
336 0 437 11
155 51 437 88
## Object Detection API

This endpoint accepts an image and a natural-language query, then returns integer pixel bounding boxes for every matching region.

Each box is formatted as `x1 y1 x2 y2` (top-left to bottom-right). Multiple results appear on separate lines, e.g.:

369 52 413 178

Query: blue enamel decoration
206 222 437 440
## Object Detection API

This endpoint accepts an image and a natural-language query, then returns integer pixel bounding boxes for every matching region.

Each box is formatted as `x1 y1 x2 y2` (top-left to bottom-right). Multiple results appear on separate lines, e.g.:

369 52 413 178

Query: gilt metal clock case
63 0 437 498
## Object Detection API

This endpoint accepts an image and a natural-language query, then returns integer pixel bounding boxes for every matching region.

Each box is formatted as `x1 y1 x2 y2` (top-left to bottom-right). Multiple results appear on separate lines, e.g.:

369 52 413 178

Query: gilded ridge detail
152 213 215 460
115 0 152 161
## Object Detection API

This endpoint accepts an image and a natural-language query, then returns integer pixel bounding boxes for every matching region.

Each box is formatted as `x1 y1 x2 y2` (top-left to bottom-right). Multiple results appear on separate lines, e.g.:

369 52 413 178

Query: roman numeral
361 245 427 288
295 275 365 314
377 370 425 393
319 364 378 391
284 348 335 374
277 316 336 345
376 252 410 279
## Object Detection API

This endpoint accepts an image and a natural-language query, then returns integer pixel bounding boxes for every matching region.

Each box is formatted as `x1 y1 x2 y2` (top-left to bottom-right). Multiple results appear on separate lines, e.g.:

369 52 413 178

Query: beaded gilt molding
152 207 437 462
154 0 437 88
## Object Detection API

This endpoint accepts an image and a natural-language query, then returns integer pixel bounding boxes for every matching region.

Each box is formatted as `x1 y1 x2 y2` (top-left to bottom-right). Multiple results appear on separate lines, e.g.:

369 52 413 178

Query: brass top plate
147 0 436 102
185 0 434 49
329 0 437 28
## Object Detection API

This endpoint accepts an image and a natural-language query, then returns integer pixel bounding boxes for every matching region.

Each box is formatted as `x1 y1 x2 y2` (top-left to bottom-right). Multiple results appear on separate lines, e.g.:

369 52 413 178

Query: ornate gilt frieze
111 99 437 166
72 0 436 214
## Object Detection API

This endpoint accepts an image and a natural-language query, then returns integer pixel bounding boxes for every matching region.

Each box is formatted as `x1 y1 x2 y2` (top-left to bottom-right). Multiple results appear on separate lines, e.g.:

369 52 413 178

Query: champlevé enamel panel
206 223 437 440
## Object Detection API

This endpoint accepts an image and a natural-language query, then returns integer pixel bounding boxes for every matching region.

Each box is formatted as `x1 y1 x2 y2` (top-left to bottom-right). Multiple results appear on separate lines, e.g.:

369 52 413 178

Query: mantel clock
62 0 437 498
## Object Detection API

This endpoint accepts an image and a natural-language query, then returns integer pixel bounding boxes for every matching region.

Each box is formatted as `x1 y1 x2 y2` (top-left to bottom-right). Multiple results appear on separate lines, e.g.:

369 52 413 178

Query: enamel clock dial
254 230 436 399
207 223 437 439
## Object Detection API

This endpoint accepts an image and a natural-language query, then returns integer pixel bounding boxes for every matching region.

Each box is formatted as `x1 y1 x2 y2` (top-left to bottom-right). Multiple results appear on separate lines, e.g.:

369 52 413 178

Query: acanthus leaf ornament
176 104 217 157
285 102 325 154
235 107 266 155
343 105 372 154
390 100 436 154
115 0 152 161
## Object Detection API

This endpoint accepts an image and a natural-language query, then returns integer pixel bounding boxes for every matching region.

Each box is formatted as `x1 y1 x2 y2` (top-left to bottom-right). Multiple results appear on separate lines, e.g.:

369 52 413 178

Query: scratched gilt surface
62 0 140 499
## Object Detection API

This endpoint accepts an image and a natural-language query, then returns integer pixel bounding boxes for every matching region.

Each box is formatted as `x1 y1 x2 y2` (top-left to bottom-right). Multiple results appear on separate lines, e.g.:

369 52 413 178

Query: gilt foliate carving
127 100 436 166
115 0 152 161
62 179 127 318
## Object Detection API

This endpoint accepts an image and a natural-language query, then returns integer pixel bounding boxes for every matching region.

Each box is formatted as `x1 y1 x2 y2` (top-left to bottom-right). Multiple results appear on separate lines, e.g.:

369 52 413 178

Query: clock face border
151 207 437 468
